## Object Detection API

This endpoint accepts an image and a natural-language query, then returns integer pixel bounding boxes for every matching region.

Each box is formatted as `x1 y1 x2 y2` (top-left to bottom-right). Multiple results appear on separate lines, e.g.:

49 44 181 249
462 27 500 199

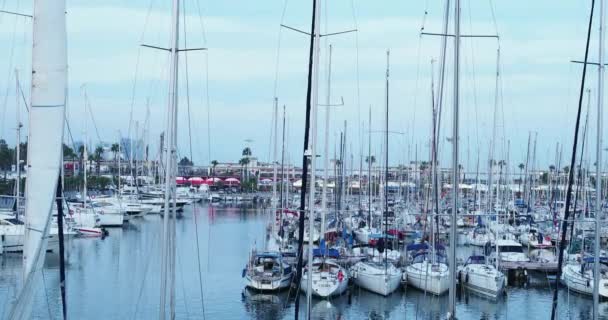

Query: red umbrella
176 177 187 184
225 177 240 185
188 177 204 186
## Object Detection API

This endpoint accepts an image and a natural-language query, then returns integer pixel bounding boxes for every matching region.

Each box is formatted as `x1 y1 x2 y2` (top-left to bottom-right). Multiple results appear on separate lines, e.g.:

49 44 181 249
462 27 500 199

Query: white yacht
300 257 349 297
561 257 608 298
404 245 450 295
243 251 293 291
351 259 402 296
458 255 505 298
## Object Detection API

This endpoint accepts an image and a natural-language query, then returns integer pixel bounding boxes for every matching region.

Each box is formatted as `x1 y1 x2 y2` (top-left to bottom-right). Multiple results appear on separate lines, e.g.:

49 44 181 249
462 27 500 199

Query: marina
0 202 605 319
0 0 608 319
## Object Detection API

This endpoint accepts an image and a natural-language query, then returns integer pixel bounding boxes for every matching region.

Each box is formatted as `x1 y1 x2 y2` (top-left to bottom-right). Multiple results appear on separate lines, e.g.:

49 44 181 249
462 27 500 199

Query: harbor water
0 203 605 319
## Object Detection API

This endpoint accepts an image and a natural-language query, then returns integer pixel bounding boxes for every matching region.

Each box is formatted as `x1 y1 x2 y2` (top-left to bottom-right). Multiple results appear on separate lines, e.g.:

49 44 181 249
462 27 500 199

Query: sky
0 0 604 173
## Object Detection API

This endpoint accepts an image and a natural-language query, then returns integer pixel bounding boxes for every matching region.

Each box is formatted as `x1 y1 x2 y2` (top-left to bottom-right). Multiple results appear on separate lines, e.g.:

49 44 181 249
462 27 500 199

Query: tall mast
83 91 88 208
271 97 279 238
15 70 22 218
488 48 500 214
160 0 180 318
368 106 372 229
279 105 286 237
321 44 333 238
306 0 322 313
293 0 320 318
384 50 390 273
448 0 461 317
594 0 605 316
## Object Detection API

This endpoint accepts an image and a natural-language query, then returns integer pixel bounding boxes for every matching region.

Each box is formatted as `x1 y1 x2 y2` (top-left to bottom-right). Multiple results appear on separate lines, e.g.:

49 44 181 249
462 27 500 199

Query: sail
9 0 67 318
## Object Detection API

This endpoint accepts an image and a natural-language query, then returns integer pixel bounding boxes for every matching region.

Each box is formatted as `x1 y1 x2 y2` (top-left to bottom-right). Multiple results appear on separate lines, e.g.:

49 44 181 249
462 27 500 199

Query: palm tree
517 163 525 196
94 145 104 176
78 145 85 176
211 160 219 175
242 147 252 157
242 147 252 180
239 157 250 181
111 143 119 173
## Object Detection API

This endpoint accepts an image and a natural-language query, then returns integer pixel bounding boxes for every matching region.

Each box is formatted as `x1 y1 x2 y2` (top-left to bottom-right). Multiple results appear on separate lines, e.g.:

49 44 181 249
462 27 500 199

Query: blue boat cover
313 248 340 258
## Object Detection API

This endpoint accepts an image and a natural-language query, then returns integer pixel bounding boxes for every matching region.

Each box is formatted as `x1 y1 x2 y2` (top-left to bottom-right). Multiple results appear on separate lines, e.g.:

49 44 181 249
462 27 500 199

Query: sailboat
8 0 68 318
458 255 505 298
351 51 402 297
299 45 350 298
561 257 608 298
243 249 293 291
404 243 450 295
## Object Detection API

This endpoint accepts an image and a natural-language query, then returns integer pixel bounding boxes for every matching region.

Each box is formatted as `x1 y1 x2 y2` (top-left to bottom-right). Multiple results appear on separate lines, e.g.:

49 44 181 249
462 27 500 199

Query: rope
0 0 21 138
193 0 212 165
182 3 206 311
41 269 55 319
126 0 157 157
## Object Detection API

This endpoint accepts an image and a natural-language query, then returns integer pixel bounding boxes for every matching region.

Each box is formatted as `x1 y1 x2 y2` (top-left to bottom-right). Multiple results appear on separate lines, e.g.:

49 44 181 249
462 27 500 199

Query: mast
160 0 180 318
321 44 332 238
368 106 372 230
279 105 286 239
271 97 279 239
15 70 22 219
594 0 605 315
84 95 88 209
384 50 390 272
552 1 595 317
306 0 322 312
8 0 68 318
448 0 461 317
488 48 500 214
294 0 320 318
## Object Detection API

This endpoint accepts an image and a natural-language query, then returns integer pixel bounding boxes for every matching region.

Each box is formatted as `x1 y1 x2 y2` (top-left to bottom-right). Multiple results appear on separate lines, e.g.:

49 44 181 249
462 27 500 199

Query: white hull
97 213 124 227
405 261 449 295
300 260 349 297
244 274 292 291
351 261 402 296
458 264 505 298
561 264 608 298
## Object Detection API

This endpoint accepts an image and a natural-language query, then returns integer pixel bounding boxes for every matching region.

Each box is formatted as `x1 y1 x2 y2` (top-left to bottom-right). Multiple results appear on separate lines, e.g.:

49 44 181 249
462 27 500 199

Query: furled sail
9 0 67 318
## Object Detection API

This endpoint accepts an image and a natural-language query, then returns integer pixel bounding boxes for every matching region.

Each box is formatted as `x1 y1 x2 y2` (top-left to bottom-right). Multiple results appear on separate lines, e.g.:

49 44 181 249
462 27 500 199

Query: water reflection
242 288 290 319
0 203 606 319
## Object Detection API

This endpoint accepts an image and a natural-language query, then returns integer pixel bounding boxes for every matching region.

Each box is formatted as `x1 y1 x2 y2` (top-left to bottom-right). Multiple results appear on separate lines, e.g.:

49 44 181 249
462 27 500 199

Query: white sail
9 0 67 319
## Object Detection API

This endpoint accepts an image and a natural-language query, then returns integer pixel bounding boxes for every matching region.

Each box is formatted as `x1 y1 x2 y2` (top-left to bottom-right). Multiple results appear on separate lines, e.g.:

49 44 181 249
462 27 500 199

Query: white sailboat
561 258 608 298
8 0 67 318
243 250 293 291
301 257 349 297
458 255 505 298
351 260 402 296
404 244 450 295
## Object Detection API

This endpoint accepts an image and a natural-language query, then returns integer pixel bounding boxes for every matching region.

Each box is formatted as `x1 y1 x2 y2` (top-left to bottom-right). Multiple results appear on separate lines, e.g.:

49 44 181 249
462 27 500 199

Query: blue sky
0 0 604 172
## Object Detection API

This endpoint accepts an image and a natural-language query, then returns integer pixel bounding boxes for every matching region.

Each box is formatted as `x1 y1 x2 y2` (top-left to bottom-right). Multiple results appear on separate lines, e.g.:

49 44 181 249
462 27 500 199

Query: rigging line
193 0 212 165
133 224 160 319
465 0 482 152
267 1 290 165
410 5 428 151
0 1 21 138
551 0 595 318
40 269 54 320
182 3 206 318
127 0 158 152
273 0 289 98
487 0 500 35
176 247 191 319
85 96 103 143
349 0 362 159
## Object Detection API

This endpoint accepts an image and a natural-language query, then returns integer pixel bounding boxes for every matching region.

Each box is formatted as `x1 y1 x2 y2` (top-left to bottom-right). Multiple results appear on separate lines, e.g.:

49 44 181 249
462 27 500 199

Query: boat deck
499 261 558 272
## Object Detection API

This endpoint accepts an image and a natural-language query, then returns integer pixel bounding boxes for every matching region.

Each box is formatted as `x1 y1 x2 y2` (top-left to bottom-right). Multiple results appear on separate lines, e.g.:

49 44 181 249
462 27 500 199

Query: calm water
0 203 606 319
